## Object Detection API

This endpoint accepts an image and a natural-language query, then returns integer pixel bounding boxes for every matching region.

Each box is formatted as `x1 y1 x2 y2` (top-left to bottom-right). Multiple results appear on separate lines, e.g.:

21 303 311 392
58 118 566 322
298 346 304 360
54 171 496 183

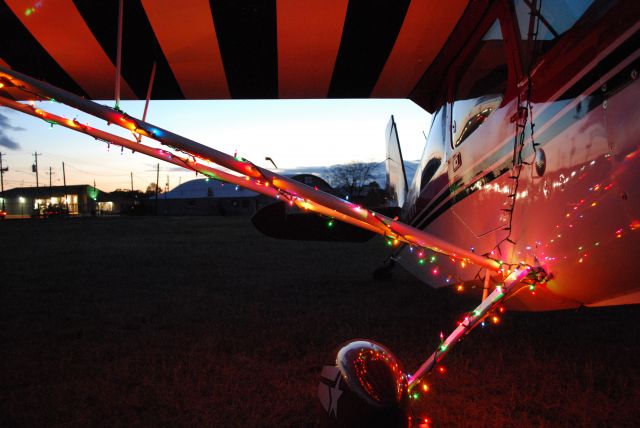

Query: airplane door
447 18 515 239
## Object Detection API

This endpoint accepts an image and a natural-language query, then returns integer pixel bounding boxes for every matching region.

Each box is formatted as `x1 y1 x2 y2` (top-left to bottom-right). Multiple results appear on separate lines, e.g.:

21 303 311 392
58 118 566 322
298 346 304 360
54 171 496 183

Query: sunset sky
0 98 430 192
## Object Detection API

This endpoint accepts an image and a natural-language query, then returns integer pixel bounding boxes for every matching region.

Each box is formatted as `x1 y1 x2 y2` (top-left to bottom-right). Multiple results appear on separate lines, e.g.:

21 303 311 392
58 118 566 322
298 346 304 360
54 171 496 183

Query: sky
0 98 430 192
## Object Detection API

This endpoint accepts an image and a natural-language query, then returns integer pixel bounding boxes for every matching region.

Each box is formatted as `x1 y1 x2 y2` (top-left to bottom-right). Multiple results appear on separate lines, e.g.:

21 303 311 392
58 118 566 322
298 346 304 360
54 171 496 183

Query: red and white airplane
0 0 638 426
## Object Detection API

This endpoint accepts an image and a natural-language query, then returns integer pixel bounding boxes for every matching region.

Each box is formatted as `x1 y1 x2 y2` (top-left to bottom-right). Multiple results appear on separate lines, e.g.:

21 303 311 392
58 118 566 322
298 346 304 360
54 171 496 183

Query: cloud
0 112 23 149
0 135 20 150
0 112 25 131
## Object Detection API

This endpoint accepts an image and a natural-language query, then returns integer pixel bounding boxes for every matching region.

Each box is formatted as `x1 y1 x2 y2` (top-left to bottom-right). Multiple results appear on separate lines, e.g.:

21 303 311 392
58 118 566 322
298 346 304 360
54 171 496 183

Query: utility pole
33 152 41 214
62 162 67 209
164 174 169 218
32 152 41 188
47 166 55 203
114 0 124 110
165 174 169 217
155 163 159 215
0 152 7 211
130 172 134 192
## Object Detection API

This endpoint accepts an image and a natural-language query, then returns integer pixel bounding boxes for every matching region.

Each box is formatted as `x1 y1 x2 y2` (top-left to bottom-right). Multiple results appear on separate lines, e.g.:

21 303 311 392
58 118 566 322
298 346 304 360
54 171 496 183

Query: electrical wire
490 0 542 269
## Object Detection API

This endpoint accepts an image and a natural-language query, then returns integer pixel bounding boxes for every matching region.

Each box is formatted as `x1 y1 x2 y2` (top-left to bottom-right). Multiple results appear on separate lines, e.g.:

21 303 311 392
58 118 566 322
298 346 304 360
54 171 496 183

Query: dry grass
1 216 638 427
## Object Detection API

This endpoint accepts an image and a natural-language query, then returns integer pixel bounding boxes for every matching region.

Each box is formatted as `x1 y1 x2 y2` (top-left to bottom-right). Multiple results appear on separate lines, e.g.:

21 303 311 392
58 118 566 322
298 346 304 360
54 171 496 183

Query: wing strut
0 95 383 237
0 66 503 273
142 61 156 123
114 0 124 110
408 266 544 389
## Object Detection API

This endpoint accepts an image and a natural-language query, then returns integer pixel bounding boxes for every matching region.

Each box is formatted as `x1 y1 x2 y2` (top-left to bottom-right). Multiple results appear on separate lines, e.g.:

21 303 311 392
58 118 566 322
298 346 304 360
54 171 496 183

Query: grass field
1 216 639 427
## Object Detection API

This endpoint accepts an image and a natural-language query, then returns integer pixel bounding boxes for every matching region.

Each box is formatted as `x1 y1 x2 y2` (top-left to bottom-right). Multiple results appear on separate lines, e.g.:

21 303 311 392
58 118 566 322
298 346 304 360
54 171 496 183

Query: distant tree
145 182 163 196
111 188 145 199
327 162 375 198
368 181 381 190
360 181 392 208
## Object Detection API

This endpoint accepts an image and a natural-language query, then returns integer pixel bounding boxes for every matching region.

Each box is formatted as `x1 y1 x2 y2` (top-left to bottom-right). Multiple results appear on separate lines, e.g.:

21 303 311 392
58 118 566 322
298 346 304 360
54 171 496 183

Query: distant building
0 174 339 218
0 185 111 217
145 174 335 216
145 178 270 216
289 173 336 194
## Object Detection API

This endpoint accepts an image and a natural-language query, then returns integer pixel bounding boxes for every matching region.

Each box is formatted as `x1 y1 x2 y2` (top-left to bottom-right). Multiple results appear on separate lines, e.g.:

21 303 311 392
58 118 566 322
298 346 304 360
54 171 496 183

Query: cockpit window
454 95 503 146
513 0 596 68
452 19 507 147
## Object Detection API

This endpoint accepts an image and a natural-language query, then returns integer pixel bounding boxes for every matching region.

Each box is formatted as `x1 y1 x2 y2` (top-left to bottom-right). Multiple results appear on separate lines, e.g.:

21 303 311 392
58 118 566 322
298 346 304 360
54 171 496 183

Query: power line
39 151 134 173
63 163 131 177
13 170 37 176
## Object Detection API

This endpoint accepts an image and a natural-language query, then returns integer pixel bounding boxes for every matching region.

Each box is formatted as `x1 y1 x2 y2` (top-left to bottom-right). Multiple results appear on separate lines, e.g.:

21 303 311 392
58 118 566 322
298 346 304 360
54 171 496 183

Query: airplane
0 0 638 426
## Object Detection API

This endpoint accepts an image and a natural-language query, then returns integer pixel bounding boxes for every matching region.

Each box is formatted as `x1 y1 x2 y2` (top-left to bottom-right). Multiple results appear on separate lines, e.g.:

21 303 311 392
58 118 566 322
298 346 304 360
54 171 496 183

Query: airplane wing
0 0 468 103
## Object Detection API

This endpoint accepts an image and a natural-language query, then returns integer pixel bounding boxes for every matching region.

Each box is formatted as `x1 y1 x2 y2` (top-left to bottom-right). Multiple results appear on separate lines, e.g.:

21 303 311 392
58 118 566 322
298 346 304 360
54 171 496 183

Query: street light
265 157 278 169
19 196 25 218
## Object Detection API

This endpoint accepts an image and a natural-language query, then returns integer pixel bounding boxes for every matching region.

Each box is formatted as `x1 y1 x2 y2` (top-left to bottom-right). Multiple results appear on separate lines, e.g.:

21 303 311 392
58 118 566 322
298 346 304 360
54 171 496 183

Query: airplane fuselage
402 0 640 310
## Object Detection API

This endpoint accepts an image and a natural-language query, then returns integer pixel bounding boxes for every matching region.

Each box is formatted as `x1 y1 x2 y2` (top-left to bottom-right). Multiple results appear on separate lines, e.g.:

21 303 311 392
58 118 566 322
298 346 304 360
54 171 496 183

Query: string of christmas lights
407 266 544 390
0 64 561 428
0 67 504 277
